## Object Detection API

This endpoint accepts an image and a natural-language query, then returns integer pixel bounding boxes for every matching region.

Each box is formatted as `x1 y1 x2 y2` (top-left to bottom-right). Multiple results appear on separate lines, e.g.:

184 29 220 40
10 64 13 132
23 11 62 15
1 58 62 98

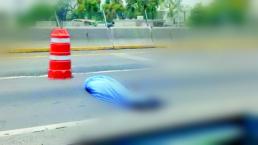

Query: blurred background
0 0 256 27
0 0 258 145
0 0 257 52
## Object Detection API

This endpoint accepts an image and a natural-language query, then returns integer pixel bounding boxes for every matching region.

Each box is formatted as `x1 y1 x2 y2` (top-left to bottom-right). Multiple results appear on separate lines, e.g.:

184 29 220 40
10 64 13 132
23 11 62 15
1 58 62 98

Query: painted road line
0 118 97 137
0 75 47 80
0 68 149 80
74 68 149 75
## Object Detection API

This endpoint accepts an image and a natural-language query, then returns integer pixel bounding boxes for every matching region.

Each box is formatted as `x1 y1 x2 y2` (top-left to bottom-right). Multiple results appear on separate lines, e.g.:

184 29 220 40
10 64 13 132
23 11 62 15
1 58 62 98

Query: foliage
85 0 101 19
188 0 249 27
125 0 141 19
56 0 80 21
126 0 164 19
188 3 206 26
19 0 167 25
56 0 70 21
18 3 55 26
164 0 182 19
145 0 163 19
73 0 102 20
103 0 125 22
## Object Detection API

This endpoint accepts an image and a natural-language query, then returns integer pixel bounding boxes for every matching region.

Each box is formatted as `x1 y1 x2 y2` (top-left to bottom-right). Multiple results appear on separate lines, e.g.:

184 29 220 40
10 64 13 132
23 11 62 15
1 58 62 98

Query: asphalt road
1 48 258 132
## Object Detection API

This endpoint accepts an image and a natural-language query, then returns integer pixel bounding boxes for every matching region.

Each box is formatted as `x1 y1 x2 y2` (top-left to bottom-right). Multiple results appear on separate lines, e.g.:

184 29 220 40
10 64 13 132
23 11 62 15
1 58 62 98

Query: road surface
0 48 258 144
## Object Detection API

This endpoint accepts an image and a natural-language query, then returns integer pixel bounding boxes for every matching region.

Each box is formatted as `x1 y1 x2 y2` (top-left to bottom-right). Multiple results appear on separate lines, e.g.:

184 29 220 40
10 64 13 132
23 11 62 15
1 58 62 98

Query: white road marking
74 68 148 75
0 75 47 80
0 68 149 80
0 118 97 137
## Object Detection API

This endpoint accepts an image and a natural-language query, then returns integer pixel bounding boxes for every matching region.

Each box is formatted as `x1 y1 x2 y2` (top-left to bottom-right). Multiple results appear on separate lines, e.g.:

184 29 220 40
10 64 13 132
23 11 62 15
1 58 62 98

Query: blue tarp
84 75 160 109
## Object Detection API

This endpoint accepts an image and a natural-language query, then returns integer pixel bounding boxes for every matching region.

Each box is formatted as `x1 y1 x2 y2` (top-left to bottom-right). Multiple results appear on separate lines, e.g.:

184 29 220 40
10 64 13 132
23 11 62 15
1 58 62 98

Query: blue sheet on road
84 75 160 109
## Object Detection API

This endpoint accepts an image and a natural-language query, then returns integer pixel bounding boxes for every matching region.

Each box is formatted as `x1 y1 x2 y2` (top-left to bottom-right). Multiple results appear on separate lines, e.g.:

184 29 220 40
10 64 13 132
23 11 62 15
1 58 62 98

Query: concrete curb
8 45 155 53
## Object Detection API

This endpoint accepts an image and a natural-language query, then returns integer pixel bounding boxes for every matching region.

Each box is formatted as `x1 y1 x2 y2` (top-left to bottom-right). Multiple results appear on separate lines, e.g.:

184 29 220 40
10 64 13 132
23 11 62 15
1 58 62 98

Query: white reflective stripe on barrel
49 55 71 60
51 38 70 43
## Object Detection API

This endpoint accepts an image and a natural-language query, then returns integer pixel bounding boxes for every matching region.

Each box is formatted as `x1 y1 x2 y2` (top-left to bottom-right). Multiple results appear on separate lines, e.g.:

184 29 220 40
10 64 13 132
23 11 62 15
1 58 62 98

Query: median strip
8 45 155 53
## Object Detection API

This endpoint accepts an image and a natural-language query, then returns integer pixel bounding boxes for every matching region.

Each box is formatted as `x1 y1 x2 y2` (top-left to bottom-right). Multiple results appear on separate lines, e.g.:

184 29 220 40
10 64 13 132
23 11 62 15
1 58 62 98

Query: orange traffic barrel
48 28 72 79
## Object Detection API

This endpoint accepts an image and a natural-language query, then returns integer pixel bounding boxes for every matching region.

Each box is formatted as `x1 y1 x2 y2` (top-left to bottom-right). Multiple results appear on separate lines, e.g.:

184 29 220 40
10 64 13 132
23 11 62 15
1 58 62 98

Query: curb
8 45 156 53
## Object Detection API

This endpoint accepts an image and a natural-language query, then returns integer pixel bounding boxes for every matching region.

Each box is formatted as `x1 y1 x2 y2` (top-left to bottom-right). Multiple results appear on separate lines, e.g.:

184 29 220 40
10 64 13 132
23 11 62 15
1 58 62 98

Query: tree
84 0 101 19
18 2 56 26
188 3 206 26
145 0 160 19
125 0 141 19
163 0 182 20
56 0 77 21
73 0 101 19
126 0 163 19
188 0 249 27
103 0 125 22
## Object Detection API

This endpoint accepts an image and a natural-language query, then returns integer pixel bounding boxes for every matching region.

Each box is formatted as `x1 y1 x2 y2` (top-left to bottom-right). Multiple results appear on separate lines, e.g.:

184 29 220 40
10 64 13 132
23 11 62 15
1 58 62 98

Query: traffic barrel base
48 70 72 80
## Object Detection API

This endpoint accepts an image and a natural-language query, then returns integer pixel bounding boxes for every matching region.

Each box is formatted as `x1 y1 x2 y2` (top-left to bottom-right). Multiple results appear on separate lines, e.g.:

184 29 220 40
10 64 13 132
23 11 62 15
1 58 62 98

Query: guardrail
3 27 185 53
112 27 154 49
